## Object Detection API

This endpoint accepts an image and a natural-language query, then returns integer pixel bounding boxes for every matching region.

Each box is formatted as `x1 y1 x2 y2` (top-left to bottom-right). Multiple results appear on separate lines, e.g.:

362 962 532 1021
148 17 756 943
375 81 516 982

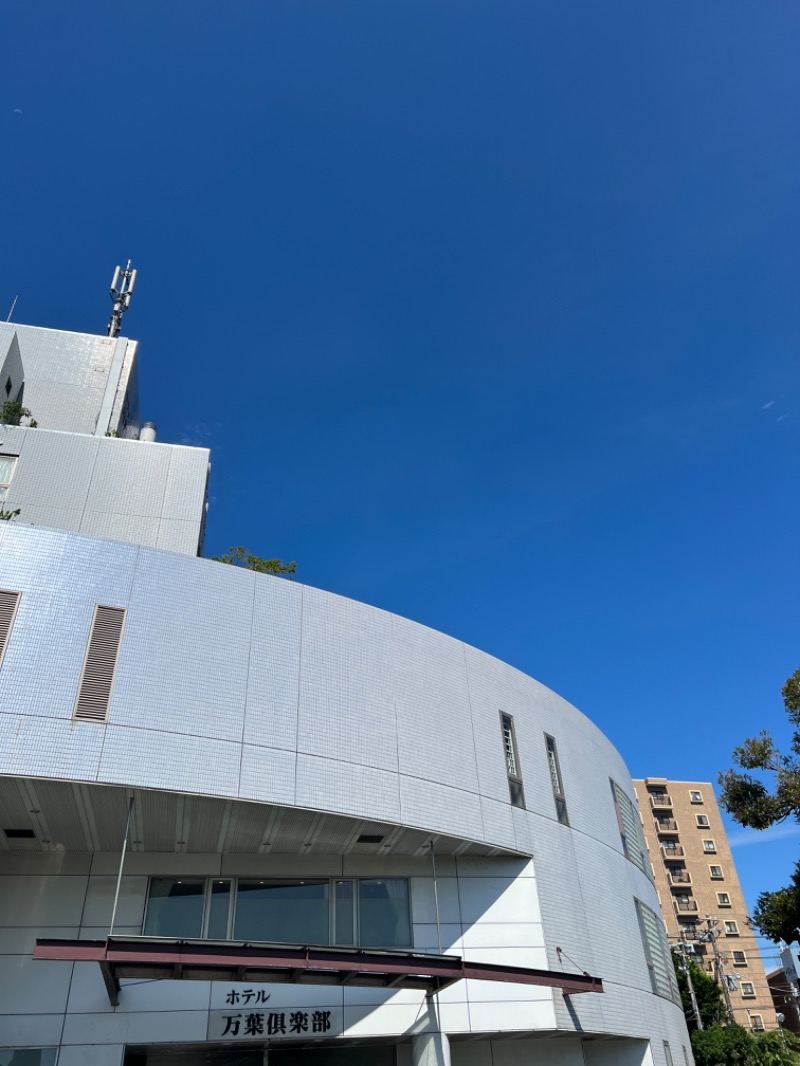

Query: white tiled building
0 319 694 1065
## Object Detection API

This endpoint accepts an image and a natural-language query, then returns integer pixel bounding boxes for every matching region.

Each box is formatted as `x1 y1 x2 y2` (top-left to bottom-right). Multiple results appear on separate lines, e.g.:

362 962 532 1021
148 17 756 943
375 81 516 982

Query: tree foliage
674 953 725 1029
0 508 20 521
691 1024 800 1066
719 668 800 944
0 399 37 427
211 546 296 578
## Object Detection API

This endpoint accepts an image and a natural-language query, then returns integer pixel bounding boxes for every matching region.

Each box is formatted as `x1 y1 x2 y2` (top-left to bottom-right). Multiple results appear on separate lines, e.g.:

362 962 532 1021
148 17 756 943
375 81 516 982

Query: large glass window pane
234 880 329 945
207 879 232 939
143 879 205 938
334 880 354 945
358 879 410 948
0 1052 58 1066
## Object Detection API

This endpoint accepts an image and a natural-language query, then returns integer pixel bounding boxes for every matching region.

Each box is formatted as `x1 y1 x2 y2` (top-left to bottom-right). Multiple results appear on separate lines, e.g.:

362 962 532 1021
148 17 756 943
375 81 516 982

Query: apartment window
709 865 724 879
750 1015 764 1031
741 982 755 997
724 921 739 936
695 814 709 827
663 1042 674 1066
635 898 681 1004
612 780 650 877
717 892 731 906
703 840 716 853
689 790 703 804
545 735 569 825
0 455 17 501
143 877 411 949
0 1052 57 1066
732 951 747 966
500 713 525 808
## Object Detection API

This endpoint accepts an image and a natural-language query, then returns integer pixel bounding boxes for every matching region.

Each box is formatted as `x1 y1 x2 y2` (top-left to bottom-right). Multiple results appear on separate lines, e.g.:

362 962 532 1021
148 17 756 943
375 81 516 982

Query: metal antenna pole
6 295 18 322
429 842 443 957
109 796 134 937
107 260 137 337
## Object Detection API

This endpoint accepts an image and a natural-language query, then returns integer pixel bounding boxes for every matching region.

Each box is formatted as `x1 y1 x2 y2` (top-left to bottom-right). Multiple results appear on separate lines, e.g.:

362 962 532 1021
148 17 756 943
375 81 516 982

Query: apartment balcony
668 871 692 888
660 843 685 858
674 899 699 914
649 794 673 809
654 818 679 835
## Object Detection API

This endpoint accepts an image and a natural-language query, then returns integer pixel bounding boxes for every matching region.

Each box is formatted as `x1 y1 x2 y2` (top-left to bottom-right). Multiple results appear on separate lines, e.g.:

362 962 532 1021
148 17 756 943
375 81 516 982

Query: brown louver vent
73 605 126 723
0 590 21 669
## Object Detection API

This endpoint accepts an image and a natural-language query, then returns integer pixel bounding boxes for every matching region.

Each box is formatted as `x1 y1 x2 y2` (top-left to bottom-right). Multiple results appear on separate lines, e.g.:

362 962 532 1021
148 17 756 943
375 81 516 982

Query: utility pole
699 915 735 1024
674 942 704 1030
107 261 137 338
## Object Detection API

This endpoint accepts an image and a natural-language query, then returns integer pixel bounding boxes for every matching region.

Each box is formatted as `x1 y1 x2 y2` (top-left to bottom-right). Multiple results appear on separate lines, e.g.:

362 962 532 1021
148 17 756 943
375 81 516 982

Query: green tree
0 508 20 521
674 952 725 1029
691 1024 756 1066
719 668 800 944
0 399 37 427
211 546 296 578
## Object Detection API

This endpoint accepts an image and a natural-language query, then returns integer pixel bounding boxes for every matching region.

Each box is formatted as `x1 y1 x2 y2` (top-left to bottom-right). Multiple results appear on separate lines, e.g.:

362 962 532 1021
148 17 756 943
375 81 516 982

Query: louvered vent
0 590 21 669
73 605 126 723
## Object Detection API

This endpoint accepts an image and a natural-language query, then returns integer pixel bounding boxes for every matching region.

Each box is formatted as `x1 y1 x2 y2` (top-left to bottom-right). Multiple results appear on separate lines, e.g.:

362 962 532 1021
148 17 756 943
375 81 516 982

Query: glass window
709 866 723 879
0 456 17 502
690 790 703 804
545 735 569 825
696 814 709 827
207 880 232 939
741 982 755 997
717 892 731 906
663 1042 674 1066
334 880 355 945
143 879 205 938
724 921 739 936
501 713 525 808
0 1052 57 1066
358 878 411 948
733 951 747 965
234 880 329 945
750 1015 764 1030
703 840 716 852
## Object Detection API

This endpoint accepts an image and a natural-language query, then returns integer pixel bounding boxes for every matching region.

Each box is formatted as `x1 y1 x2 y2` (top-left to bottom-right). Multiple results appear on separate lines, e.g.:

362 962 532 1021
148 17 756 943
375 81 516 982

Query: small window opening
545 734 569 825
500 713 525 808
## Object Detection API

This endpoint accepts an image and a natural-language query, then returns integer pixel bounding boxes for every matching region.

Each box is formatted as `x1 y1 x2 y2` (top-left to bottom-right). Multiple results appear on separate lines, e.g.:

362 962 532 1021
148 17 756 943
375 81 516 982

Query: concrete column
412 1031 451 1066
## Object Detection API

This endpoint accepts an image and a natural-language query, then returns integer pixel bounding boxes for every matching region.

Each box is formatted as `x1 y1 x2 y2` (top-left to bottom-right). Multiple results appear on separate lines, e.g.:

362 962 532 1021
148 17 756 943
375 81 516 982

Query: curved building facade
0 321 693 1066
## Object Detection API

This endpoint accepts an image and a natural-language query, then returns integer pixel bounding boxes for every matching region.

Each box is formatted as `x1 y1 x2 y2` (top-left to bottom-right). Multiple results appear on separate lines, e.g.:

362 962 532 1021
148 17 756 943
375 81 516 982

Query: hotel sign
208 993 342 1041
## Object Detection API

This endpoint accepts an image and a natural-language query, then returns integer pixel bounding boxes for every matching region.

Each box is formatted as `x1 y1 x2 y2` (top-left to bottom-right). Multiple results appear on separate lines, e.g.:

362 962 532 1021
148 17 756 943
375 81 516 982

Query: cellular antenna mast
107 261 137 337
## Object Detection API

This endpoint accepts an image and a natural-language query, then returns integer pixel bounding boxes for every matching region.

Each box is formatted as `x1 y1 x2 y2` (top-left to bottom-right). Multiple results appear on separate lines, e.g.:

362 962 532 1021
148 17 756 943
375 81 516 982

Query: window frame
709 865 724 880
544 733 569 825
724 920 739 936
750 1014 764 1031
0 454 18 501
741 982 755 998
689 790 703 804
142 875 413 950
500 711 525 809
717 892 731 906
703 839 716 853
695 814 709 827
732 950 747 966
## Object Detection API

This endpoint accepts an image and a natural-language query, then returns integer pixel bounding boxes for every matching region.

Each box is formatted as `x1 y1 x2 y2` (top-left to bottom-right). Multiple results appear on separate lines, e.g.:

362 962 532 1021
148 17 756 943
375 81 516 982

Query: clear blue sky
3 0 798 963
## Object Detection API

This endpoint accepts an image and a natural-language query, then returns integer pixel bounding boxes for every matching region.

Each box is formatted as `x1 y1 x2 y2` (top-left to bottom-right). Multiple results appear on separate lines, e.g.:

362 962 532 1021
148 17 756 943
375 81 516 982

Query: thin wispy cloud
728 823 800 848
762 400 775 410
777 414 789 422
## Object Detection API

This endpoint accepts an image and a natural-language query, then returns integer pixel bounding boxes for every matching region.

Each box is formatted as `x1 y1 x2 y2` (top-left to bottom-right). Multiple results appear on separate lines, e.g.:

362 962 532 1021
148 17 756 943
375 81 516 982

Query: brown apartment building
633 778 776 1031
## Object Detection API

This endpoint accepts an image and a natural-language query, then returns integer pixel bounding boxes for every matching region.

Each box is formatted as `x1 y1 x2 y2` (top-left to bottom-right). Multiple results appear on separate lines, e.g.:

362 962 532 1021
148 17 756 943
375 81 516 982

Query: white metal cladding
0 589 21 669
73 605 126 722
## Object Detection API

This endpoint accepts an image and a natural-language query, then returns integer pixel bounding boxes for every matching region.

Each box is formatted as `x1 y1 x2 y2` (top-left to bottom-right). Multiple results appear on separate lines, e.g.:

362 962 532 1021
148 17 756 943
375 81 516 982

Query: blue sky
2 1 799 962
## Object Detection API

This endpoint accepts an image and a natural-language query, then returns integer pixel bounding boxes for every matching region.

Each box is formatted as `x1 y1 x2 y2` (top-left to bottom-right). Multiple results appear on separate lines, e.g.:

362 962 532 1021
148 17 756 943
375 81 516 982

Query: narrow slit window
73 604 126 722
0 589 21 670
545 734 569 825
0 455 17 501
500 712 525 808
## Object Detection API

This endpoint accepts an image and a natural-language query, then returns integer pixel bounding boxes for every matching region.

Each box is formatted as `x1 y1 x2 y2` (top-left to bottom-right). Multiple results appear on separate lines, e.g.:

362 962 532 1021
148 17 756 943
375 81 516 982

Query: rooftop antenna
107 260 137 337
6 295 18 322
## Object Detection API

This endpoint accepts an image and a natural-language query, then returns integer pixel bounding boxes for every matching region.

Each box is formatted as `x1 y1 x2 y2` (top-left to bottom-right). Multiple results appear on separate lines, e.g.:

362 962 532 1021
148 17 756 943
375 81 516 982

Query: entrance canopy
34 936 604 1006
